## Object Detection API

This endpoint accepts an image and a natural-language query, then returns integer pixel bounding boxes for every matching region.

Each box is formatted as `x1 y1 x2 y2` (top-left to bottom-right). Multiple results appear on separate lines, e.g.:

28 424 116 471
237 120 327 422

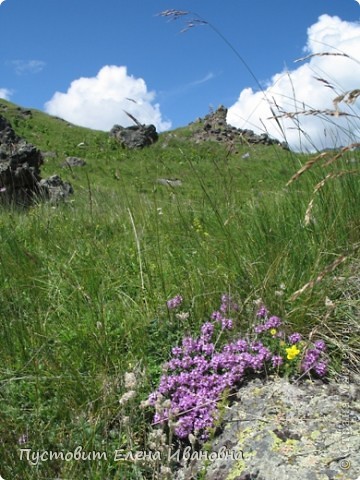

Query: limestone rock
38 175 73 203
0 115 43 206
0 115 73 206
110 123 158 149
174 375 360 480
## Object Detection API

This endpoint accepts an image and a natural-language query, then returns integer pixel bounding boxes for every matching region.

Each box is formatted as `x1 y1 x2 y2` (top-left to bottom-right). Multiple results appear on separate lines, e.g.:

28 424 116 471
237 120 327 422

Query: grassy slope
0 99 359 479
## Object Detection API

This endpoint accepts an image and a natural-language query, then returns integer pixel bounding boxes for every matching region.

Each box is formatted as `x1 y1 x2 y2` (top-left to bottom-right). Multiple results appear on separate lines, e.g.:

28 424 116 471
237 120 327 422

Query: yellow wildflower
270 328 277 336
286 345 300 360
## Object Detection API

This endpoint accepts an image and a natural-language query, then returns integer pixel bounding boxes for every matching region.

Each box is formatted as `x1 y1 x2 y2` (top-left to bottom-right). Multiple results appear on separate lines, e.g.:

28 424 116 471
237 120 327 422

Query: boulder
0 115 73 206
173 374 360 480
110 123 158 149
0 115 43 206
38 175 73 203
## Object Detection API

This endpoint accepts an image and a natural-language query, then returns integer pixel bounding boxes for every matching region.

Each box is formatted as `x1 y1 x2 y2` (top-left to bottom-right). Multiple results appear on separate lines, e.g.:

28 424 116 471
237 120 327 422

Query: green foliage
0 98 359 478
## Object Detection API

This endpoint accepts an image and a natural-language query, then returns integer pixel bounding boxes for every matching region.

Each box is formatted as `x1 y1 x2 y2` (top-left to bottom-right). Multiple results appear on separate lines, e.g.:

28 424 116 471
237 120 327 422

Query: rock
62 156 86 168
109 123 158 149
157 178 182 187
0 115 43 206
190 106 289 149
18 108 32 119
173 376 360 480
0 115 73 206
38 175 73 203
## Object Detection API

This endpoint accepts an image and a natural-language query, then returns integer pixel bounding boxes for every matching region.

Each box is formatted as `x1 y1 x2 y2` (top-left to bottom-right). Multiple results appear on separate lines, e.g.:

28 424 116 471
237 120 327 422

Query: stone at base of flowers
173 374 360 480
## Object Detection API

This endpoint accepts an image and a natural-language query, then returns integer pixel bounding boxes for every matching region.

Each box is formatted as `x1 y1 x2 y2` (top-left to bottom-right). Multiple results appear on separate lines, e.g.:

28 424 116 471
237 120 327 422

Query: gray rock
38 175 73 203
190 106 289 149
110 123 158 149
62 156 87 168
0 115 73 206
157 178 183 187
173 376 360 480
0 115 43 206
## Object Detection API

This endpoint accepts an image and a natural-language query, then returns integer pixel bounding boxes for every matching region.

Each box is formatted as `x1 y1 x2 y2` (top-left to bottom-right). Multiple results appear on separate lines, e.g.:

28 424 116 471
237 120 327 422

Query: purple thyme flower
250 341 264 352
271 355 284 368
220 294 239 313
264 316 282 329
256 305 268 318
314 340 326 352
200 341 215 356
234 339 248 352
314 361 328 377
221 318 233 330
254 325 265 334
201 322 214 341
301 349 320 372
288 333 302 344
171 346 183 357
167 295 183 309
182 336 200 354
211 310 223 322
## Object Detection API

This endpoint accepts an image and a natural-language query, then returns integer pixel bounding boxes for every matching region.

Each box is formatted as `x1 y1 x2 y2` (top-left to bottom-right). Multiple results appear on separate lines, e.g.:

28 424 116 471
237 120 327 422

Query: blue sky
0 0 359 150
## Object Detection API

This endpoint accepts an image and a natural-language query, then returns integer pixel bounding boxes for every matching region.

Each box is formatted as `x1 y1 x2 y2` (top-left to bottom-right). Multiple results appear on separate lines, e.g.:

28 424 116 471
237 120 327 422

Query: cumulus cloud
227 15 360 152
0 88 12 100
44 65 171 132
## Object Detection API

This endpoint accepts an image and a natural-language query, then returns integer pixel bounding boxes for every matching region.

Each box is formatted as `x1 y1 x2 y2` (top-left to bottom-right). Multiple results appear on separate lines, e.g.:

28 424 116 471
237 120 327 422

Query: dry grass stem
124 110 142 127
270 108 357 121
294 52 351 63
287 142 360 187
333 89 360 109
323 143 360 167
286 152 328 186
289 255 349 301
304 170 359 225
314 76 335 90
157 9 189 20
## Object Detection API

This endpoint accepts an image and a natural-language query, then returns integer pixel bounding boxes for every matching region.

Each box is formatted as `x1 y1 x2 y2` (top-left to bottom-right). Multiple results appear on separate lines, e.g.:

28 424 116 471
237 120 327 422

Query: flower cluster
167 295 183 310
301 340 327 376
149 298 328 442
254 305 328 377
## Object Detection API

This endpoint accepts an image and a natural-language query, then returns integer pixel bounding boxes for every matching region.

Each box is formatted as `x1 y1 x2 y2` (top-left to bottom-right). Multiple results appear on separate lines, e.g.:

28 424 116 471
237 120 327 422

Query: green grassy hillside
0 99 359 479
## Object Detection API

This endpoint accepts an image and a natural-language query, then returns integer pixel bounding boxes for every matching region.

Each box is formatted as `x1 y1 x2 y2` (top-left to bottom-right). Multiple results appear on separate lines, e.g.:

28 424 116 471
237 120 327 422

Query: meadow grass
0 75 359 480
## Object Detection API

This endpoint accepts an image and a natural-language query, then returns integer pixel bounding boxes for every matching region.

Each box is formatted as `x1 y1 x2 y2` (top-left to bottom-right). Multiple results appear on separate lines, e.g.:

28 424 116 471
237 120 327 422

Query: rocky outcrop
0 115 43 206
190 106 289 149
174 374 360 480
109 123 158 149
0 115 72 206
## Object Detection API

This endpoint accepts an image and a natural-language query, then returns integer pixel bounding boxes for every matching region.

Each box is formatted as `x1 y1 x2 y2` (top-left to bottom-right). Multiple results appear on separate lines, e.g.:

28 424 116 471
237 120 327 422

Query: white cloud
0 88 12 100
44 65 171 132
227 15 360 152
11 59 46 75
190 72 215 87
